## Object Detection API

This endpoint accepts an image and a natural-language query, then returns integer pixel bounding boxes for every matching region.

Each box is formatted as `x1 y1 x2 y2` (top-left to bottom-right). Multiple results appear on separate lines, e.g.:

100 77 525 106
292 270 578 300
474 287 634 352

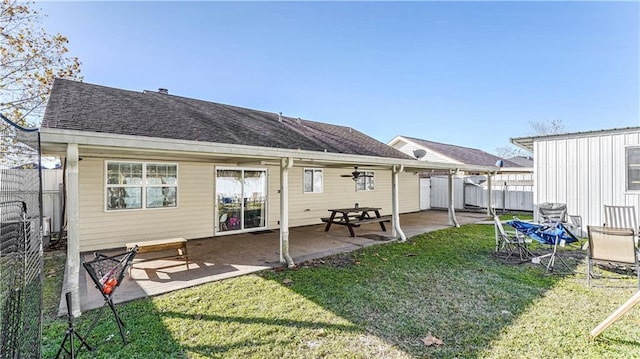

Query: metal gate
0 115 43 359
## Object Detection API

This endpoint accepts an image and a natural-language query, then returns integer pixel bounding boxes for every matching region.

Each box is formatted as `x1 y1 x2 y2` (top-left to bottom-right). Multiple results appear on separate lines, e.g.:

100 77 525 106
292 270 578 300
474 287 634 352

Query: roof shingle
42 79 411 160
401 136 521 167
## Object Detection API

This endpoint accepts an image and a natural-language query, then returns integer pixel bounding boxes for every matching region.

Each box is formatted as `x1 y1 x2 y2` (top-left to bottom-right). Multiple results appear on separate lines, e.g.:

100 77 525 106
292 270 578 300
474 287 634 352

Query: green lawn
42 219 640 358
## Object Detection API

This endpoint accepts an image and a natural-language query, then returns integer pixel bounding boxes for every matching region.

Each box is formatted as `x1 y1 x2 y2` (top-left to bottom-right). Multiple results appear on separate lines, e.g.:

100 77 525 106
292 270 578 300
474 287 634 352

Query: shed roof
42 79 411 160
396 136 521 167
511 126 640 151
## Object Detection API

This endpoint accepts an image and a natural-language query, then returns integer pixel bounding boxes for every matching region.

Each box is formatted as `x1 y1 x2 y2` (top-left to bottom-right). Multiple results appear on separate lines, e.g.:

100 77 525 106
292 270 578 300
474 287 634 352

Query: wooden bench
125 238 189 271
349 215 392 226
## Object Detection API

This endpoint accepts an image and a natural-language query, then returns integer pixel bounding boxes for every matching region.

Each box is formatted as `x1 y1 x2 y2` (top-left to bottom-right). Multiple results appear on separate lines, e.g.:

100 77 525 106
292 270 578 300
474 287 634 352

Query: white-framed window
303 168 323 193
106 161 178 211
626 147 640 191
356 171 375 191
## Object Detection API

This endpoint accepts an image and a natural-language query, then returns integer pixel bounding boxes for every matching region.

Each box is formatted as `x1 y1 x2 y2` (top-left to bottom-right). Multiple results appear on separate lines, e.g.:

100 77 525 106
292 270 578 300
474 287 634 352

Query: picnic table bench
125 237 189 271
321 207 391 237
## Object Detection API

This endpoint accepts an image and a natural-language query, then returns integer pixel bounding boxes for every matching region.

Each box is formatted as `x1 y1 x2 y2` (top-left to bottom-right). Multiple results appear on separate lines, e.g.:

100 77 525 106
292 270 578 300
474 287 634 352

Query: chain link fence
0 115 43 359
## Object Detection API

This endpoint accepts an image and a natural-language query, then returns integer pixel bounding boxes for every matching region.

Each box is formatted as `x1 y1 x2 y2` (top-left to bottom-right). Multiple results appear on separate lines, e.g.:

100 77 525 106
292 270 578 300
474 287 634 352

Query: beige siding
79 160 421 251
398 171 420 213
267 167 420 228
79 158 214 251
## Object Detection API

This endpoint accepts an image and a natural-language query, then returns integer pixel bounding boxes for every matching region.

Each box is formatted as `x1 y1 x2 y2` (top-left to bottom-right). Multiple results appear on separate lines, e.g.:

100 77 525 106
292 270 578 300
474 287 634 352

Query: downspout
448 169 460 227
66 144 81 316
391 165 407 242
279 157 295 267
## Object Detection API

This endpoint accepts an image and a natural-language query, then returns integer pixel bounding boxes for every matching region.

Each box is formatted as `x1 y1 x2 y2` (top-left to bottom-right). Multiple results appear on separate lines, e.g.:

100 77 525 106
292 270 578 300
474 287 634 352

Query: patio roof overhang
43 127 500 315
40 128 497 174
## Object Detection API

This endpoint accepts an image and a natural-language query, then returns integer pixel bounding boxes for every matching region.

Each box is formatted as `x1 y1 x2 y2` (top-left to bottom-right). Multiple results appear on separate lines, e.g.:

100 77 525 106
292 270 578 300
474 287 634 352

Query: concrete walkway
61 210 489 315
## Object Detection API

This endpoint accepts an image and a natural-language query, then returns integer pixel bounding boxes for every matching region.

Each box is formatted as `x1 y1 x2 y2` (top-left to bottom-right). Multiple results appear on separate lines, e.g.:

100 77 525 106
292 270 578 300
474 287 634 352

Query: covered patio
62 210 488 314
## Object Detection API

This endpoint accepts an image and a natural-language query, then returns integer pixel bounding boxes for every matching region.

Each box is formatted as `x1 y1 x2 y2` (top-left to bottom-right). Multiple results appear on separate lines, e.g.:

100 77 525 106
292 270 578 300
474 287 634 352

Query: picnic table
321 207 391 237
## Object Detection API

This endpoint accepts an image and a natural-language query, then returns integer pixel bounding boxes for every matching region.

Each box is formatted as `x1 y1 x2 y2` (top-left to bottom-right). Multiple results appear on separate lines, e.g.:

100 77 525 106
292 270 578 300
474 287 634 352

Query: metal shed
512 126 640 228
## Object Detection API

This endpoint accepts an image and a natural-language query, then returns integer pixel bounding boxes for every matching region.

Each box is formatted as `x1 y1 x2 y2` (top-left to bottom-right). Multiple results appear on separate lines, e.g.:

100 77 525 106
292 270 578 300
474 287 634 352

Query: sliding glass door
216 168 267 233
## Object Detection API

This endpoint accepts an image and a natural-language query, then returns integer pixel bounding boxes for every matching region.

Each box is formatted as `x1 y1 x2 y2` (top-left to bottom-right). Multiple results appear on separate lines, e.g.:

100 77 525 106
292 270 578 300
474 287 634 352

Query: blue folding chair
507 219 580 273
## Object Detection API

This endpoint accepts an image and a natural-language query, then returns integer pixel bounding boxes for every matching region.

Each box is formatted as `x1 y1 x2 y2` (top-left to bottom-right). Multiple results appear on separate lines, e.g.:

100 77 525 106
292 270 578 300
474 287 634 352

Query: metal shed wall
534 128 640 228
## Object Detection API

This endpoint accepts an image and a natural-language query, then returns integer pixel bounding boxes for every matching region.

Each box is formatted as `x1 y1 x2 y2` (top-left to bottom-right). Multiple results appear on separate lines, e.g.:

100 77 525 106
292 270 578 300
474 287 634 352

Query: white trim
355 170 375 192
40 128 497 173
214 166 269 235
303 167 323 193
104 160 179 212
625 145 640 193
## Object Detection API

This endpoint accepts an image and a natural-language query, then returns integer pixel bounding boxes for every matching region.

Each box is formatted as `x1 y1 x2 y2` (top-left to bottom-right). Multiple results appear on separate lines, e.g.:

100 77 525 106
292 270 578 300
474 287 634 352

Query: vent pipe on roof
278 112 282 122
158 88 168 94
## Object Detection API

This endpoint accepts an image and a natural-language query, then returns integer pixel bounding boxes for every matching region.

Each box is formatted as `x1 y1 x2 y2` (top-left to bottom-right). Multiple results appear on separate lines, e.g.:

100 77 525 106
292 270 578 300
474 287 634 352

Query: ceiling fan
340 166 373 180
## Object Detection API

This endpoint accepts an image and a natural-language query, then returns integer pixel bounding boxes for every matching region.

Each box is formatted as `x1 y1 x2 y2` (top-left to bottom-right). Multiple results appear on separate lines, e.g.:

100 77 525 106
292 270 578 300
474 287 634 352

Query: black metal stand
55 292 92 358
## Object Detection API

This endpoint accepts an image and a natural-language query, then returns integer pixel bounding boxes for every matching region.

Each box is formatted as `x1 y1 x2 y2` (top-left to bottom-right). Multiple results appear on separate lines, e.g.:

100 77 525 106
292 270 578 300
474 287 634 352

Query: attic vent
158 88 169 94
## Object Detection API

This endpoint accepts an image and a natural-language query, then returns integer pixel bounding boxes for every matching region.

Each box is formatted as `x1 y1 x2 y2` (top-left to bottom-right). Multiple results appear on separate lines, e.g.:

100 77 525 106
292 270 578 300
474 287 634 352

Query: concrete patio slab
60 210 489 315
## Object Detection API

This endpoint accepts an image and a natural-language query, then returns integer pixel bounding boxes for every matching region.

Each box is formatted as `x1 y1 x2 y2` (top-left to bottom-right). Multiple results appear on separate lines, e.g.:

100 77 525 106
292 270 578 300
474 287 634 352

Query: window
106 161 177 210
626 147 640 191
356 171 375 191
303 168 323 193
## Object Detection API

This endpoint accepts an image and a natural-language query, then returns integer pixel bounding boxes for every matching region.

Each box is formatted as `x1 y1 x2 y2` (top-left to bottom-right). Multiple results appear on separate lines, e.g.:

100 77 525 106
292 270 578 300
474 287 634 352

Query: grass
42 218 640 358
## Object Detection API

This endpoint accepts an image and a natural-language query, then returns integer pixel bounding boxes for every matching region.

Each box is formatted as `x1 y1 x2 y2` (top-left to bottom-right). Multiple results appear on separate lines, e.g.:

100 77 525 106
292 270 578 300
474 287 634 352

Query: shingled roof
42 79 411 160
401 136 521 167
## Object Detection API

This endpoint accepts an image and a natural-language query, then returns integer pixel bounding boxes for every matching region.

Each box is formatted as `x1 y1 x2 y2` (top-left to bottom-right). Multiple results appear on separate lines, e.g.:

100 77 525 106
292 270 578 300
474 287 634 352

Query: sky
38 1 639 155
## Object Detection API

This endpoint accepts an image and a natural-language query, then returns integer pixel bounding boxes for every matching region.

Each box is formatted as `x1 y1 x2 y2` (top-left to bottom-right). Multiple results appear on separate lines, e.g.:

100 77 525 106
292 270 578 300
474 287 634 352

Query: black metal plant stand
56 292 93 358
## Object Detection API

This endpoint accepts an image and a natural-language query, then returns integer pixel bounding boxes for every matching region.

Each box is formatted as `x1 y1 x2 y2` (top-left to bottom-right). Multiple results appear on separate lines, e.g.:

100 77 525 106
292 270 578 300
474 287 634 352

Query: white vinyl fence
42 169 63 234
426 174 533 212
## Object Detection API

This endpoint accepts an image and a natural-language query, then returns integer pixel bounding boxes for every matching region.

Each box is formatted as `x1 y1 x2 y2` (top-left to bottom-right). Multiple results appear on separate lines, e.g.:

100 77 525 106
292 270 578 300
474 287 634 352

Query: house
506 156 533 168
388 135 523 174
511 126 640 227
40 79 497 314
388 135 533 212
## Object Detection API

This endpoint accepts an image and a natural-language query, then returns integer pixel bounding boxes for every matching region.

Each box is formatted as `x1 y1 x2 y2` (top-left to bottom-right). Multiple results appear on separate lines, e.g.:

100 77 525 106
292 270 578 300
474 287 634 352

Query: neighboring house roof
511 126 640 152
42 79 412 160
506 156 533 167
390 135 521 167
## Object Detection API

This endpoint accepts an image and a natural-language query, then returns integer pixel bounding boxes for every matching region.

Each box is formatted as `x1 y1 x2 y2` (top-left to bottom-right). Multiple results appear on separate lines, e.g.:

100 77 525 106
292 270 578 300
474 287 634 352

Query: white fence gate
429 176 465 210
419 178 431 210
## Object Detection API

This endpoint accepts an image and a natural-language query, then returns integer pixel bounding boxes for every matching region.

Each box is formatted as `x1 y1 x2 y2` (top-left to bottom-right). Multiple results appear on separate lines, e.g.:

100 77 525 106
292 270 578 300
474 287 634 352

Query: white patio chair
603 205 639 245
493 215 532 263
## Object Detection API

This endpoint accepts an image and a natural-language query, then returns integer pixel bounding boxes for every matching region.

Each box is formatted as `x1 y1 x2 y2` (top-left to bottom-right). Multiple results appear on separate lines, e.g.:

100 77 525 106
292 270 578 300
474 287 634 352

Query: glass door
243 170 266 229
216 168 267 233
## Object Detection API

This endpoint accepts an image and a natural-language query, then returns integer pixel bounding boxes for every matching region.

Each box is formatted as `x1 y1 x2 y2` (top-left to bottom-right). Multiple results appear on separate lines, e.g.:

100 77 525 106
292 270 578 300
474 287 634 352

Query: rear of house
41 79 467 252
76 158 419 251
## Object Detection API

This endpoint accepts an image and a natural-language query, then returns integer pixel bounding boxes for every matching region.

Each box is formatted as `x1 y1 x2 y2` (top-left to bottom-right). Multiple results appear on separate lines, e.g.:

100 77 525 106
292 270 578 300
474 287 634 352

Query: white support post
487 171 493 216
391 165 406 241
279 157 295 267
66 144 81 316
448 170 460 227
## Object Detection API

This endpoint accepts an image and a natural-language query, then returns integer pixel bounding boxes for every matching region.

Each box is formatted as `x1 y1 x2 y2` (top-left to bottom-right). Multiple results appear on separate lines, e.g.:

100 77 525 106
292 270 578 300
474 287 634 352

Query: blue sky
39 1 639 155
